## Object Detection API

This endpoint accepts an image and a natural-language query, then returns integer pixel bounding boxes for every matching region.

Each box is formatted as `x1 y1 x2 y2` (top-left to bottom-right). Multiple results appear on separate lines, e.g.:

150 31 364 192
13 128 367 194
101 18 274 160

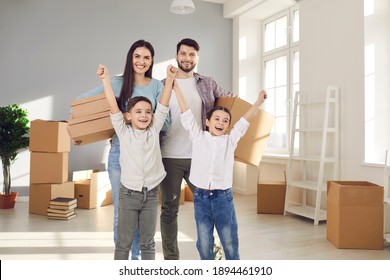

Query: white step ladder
284 86 340 225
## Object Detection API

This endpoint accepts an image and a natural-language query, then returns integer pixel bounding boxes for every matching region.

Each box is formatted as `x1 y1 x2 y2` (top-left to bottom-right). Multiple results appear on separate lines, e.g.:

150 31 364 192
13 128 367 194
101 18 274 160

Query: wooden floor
1 194 389 260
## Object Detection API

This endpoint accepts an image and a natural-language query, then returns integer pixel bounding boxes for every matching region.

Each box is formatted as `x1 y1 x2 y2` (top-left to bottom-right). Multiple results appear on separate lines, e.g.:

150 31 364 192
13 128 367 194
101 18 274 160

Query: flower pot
0 192 18 209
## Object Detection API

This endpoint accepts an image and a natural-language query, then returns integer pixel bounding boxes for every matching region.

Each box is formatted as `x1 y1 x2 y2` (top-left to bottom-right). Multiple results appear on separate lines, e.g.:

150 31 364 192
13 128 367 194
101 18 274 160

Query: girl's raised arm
242 90 267 121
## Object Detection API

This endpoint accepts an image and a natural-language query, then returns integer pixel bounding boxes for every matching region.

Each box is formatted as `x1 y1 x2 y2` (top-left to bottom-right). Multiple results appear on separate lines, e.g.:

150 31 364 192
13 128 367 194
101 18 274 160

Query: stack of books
47 197 77 220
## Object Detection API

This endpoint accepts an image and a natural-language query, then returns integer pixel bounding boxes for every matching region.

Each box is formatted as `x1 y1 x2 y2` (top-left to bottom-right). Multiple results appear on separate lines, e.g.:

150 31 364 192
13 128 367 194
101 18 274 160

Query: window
364 0 390 163
262 8 300 154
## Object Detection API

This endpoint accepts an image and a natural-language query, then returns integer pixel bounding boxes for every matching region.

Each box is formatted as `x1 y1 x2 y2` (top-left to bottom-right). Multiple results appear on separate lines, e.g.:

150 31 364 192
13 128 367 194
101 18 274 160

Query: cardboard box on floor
180 185 185 205
257 171 286 214
185 185 193 202
29 181 75 215
73 170 112 209
29 120 71 153
30 152 69 184
257 181 286 214
327 181 384 250
71 93 110 118
72 169 100 181
67 112 115 145
216 97 275 166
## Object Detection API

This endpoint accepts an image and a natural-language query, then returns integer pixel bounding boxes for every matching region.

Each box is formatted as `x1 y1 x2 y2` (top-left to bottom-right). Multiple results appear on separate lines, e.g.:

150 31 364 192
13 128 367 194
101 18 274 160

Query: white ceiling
200 0 296 20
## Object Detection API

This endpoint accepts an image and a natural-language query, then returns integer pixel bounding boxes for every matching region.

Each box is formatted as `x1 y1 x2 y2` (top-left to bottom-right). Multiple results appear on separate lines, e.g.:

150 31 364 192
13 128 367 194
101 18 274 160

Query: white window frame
364 0 390 164
262 7 300 155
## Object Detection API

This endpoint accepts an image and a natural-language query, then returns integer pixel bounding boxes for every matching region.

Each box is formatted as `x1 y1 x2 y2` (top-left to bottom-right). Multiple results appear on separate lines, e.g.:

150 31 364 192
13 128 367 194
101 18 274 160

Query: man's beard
177 61 196 73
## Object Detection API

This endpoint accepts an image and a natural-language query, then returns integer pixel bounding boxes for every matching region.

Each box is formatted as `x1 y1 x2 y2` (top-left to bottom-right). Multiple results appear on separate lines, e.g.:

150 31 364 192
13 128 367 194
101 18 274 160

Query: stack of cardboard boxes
66 93 114 209
29 120 75 215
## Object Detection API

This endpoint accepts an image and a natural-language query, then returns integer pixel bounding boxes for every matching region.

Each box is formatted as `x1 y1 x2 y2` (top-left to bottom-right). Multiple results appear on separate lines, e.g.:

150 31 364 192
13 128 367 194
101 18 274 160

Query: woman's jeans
108 143 140 260
114 186 159 260
193 188 240 260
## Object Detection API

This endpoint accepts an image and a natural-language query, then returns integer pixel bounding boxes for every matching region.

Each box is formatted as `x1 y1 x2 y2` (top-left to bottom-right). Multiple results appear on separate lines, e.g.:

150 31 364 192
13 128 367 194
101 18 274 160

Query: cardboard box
29 181 75 215
185 185 193 202
180 186 185 205
72 169 99 181
74 171 112 209
257 181 286 214
30 152 68 184
327 181 384 250
71 93 110 118
29 120 71 152
67 112 115 145
216 97 275 166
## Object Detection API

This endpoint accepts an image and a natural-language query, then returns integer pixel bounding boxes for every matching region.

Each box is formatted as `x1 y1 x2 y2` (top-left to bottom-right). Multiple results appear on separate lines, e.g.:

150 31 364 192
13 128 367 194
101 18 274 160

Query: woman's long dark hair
118 39 155 112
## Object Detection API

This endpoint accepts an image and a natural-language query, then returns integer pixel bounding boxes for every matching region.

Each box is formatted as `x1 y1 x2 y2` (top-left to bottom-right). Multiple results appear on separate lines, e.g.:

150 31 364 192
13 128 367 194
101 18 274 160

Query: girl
97 64 176 260
173 78 267 260
74 40 169 259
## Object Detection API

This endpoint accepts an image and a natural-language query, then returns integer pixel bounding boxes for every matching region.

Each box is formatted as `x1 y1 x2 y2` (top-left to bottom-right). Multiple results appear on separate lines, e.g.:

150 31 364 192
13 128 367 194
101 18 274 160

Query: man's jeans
114 186 158 260
193 188 240 260
108 143 140 260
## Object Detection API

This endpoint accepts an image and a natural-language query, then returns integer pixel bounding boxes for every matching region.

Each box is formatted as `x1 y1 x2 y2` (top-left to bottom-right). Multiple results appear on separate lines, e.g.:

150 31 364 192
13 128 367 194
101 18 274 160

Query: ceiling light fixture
170 0 195 15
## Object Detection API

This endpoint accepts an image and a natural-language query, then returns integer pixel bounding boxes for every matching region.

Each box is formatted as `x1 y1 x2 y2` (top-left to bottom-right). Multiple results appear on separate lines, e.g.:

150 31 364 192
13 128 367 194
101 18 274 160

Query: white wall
0 0 232 195
299 0 383 184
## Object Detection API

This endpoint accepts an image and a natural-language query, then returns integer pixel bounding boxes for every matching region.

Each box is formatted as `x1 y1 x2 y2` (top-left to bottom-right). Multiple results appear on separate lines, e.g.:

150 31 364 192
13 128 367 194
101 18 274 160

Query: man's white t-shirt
161 77 202 158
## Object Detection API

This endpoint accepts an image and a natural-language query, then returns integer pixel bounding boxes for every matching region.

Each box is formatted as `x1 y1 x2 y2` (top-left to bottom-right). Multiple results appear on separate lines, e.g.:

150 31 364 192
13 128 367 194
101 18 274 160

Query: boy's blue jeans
193 188 240 260
114 186 158 260
108 143 140 260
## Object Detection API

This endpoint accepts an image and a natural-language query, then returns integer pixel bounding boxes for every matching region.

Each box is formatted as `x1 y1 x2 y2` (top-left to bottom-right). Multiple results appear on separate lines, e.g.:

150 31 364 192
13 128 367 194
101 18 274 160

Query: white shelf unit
383 150 390 242
284 86 340 225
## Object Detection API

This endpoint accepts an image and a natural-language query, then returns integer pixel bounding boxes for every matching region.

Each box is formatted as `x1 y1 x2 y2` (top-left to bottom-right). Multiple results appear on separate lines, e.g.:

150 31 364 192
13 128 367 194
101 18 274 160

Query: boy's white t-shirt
161 77 202 158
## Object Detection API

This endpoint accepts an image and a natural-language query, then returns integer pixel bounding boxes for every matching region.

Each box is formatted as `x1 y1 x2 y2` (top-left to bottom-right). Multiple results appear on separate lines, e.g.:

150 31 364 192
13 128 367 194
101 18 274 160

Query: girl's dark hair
127 96 152 113
206 106 232 131
118 39 155 112
176 38 200 54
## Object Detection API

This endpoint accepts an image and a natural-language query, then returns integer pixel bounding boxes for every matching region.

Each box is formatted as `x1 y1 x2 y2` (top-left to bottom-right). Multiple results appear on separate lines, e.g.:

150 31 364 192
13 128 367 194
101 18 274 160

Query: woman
74 40 169 259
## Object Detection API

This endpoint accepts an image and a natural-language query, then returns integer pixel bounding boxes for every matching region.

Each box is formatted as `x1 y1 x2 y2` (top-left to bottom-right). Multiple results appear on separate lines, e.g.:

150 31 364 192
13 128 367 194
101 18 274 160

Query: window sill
262 153 289 164
361 161 385 168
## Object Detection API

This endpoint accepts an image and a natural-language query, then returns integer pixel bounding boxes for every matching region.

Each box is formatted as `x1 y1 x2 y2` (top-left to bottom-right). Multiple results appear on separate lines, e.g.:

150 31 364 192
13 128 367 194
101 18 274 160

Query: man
160 38 237 260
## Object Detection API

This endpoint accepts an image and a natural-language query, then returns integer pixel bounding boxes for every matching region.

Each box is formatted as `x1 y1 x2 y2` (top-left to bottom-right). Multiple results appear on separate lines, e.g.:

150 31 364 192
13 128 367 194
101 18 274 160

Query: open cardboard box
29 120 71 153
327 181 384 250
257 172 287 214
73 170 113 209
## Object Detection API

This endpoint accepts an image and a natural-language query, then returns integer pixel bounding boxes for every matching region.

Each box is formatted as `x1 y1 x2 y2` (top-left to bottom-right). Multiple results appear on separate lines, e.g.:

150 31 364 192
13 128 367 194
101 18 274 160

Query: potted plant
0 104 30 209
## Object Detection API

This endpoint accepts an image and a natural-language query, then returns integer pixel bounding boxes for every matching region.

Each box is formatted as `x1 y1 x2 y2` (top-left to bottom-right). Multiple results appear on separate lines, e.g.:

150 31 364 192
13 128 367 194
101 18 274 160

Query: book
50 197 77 206
47 207 75 215
49 203 77 211
48 213 77 221
47 210 75 218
